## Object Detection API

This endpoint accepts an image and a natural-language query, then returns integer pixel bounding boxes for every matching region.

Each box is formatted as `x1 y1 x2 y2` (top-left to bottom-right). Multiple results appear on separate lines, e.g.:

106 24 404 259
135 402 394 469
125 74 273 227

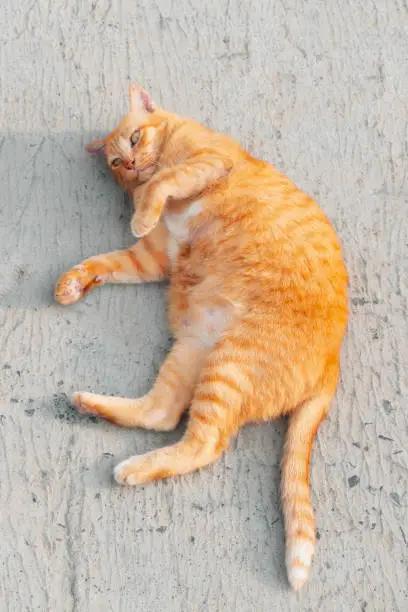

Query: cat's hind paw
113 451 165 487
114 455 145 486
114 452 173 486
71 391 100 415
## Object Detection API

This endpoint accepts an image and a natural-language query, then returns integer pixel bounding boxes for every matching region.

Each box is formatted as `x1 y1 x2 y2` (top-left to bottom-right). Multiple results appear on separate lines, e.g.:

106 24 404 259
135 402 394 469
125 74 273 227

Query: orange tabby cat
55 84 348 590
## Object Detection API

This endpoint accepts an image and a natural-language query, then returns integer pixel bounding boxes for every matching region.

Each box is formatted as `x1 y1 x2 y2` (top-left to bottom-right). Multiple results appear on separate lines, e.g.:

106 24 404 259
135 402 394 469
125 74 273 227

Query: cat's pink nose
124 160 135 170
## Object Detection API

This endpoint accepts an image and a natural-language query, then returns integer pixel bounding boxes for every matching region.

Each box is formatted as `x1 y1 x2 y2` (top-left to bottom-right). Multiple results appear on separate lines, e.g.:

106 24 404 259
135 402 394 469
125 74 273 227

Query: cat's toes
114 453 167 486
114 450 174 485
54 266 91 305
131 216 149 238
72 391 99 415
114 455 146 485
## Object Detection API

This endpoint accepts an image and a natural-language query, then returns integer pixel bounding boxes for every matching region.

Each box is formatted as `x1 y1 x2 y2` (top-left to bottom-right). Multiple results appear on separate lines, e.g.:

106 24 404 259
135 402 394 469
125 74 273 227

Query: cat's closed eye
111 158 122 167
130 130 140 146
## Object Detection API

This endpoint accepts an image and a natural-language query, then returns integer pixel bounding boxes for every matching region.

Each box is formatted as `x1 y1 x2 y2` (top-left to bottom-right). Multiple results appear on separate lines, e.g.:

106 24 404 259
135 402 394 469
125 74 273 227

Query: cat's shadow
234 422 288 590
93 420 288 588
43 390 288 588
41 389 187 484
5 129 289 589
2 131 134 310
86 419 188 490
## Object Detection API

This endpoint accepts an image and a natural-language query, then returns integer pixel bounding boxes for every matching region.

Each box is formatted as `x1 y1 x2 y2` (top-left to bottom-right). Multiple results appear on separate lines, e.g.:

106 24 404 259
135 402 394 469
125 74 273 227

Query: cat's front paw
131 182 164 237
130 211 159 238
55 265 102 305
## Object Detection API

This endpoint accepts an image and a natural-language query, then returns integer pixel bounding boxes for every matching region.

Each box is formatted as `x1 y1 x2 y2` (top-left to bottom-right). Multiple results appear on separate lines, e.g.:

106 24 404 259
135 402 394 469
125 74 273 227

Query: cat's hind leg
72 341 208 431
114 333 253 485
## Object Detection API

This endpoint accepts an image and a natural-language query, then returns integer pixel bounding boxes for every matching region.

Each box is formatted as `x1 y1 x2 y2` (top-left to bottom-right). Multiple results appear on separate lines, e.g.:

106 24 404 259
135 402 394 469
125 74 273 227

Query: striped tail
281 395 331 590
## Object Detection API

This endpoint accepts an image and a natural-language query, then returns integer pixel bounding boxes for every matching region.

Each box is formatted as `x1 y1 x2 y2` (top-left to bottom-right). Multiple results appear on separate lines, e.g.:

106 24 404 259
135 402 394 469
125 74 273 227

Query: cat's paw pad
55 266 92 305
114 455 145 486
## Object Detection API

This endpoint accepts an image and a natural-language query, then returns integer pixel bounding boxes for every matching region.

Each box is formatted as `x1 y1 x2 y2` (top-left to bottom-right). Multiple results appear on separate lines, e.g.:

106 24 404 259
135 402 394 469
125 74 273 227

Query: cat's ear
129 83 156 114
85 138 106 155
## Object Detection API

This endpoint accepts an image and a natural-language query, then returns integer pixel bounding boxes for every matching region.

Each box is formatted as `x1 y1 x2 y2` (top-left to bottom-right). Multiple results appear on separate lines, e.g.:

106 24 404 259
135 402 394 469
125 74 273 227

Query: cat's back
207 155 348 316
224 156 331 232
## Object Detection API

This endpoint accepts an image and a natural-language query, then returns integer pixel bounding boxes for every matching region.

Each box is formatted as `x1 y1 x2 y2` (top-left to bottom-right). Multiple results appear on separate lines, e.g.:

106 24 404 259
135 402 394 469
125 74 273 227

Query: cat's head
85 84 166 191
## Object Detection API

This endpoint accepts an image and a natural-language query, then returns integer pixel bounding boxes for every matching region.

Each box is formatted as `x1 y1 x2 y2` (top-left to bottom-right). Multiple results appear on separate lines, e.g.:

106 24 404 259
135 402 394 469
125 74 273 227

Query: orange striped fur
55 84 348 590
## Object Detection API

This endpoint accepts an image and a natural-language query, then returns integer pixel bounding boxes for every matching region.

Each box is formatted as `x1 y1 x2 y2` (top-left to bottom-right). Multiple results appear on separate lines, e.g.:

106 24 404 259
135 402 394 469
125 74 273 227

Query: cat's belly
170 301 233 348
167 234 181 263
165 198 234 346
164 200 204 262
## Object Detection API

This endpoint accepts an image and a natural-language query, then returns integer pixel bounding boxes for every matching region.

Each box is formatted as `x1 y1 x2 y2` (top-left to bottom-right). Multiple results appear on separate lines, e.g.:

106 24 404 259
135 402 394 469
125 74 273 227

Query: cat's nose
124 160 135 170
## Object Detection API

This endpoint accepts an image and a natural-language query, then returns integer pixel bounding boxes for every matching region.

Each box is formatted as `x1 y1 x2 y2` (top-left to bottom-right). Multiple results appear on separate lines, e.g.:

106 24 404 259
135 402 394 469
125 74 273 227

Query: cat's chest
164 200 203 262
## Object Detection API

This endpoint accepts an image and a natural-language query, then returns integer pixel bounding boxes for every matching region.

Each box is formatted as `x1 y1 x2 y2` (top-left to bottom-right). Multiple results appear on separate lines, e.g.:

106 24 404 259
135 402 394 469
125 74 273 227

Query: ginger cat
55 84 348 590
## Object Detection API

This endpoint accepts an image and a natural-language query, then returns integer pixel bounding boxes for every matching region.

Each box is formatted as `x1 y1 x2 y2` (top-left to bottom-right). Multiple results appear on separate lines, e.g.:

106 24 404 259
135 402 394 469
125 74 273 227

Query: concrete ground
1 0 407 610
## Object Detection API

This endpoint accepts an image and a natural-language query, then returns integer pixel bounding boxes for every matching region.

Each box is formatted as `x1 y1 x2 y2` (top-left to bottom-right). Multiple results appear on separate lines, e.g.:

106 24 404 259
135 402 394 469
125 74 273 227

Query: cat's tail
281 394 332 590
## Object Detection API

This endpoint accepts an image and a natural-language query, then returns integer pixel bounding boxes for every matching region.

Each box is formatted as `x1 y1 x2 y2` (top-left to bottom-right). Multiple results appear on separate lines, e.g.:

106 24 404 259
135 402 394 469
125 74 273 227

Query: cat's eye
130 130 140 146
111 158 122 167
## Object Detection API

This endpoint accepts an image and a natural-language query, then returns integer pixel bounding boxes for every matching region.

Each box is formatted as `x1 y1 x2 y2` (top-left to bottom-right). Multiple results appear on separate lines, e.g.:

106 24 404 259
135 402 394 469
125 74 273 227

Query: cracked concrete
1 0 407 610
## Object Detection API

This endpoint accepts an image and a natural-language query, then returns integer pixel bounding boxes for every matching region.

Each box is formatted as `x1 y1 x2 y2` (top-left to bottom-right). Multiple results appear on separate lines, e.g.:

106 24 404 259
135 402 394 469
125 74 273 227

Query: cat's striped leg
72 341 209 431
55 222 169 305
114 335 251 485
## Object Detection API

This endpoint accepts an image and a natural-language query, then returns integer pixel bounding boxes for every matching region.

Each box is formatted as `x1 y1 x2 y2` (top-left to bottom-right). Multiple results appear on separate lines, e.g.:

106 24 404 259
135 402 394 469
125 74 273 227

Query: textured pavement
1 1 407 610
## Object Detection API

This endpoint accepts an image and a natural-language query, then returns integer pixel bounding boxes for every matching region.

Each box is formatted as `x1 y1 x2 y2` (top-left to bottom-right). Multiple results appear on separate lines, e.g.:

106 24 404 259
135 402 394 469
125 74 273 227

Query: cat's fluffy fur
55 84 348 590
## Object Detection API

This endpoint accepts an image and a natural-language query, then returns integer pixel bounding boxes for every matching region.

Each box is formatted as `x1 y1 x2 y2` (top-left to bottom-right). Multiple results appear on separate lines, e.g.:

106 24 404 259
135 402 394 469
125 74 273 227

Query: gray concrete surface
1 0 407 610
